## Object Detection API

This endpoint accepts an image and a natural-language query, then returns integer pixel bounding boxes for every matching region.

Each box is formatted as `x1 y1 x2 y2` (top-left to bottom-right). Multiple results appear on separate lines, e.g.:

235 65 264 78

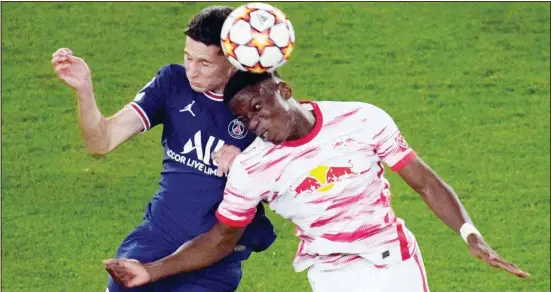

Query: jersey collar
282 101 323 147
203 91 224 102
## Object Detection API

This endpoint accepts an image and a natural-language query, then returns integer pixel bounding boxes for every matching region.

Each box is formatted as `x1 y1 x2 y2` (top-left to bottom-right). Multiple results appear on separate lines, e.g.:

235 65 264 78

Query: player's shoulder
315 101 397 133
314 100 388 119
156 64 187 80
151 64 194 95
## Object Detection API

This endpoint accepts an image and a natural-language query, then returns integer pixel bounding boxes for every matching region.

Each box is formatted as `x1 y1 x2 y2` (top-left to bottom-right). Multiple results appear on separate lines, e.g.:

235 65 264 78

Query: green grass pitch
1 2 549 291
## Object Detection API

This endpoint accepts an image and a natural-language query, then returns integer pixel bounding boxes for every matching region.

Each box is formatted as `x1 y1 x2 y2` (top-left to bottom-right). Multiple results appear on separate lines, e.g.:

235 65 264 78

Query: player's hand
103 258 152 288
51 48 92 92
467 234 530 278
213 145 241 177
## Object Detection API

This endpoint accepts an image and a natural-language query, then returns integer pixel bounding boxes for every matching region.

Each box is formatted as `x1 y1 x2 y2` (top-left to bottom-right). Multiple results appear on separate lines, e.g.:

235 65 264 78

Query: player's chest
268 132 381 207
164 95 251 147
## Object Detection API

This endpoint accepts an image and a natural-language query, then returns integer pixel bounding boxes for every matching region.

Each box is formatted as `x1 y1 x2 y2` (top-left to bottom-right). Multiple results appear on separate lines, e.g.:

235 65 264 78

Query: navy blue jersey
128 64 275 253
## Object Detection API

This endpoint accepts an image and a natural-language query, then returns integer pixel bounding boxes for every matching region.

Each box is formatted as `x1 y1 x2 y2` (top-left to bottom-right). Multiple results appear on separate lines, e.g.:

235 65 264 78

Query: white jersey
216 101 418 272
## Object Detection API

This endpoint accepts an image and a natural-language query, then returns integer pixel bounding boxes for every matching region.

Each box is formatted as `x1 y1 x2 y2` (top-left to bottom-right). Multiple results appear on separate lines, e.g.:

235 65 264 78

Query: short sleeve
370 106 416 172
216 154 270 227
127 66 171 132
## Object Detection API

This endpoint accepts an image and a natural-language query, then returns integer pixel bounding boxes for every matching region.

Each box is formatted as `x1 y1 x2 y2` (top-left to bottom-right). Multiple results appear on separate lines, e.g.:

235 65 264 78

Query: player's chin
266 134 285 145
189 83 206 93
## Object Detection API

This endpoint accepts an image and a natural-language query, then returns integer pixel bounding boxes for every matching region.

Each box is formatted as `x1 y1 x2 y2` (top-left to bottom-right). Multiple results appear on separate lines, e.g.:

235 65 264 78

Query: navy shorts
106 221 250 292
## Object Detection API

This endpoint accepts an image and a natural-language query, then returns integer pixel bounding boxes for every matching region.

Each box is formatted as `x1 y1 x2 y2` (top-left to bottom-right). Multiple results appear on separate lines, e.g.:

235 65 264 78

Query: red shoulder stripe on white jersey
129 102 151 131
390 151 416 172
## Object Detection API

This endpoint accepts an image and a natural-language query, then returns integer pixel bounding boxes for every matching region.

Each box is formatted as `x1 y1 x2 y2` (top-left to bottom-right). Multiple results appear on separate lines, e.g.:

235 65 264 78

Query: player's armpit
141 220 245 283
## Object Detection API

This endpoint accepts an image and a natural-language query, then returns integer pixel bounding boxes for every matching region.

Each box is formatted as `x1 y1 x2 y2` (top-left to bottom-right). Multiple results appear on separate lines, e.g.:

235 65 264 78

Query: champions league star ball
220 2 295 74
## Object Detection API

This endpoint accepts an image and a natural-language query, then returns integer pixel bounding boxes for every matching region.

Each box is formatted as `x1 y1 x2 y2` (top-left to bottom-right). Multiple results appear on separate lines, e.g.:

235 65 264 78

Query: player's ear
276 82 292 100
226 60 238 76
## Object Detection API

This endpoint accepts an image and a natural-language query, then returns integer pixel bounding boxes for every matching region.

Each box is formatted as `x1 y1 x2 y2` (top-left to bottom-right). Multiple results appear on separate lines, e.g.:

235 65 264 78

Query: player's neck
288 108 316 141
211 87 224 95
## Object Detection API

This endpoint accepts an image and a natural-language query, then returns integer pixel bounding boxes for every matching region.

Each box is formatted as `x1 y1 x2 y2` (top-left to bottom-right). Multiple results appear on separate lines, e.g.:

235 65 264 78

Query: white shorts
307 245 429 292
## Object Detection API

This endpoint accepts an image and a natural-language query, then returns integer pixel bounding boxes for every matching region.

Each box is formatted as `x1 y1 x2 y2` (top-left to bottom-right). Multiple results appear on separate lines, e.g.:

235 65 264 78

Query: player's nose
186 63 200 78
247 117 260 133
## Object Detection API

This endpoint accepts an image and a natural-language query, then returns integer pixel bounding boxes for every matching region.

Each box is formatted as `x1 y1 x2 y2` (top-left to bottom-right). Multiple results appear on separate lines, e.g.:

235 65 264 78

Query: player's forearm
143 226 243 282
75 83 112 155
415 170 474 234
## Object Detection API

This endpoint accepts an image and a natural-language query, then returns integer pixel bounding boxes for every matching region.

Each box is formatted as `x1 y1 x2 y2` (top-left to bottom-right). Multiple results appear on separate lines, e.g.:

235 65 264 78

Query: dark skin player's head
223 71 316 145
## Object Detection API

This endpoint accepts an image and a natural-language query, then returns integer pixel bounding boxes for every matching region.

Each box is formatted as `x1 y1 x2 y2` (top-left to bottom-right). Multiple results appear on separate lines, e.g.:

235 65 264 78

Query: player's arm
397 158 529 278
52 48 144 155
77 96 144 155
397 157 474 239
369 104 529 278
104 221 245 288
104 149 265 288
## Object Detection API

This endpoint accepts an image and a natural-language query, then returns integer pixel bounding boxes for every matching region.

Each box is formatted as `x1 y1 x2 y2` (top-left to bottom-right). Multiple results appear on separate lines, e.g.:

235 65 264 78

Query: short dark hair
184 6 234 48
223 71 281 104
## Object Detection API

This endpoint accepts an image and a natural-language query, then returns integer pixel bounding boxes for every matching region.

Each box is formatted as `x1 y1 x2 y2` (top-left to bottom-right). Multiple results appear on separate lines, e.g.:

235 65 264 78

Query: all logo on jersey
228 119 248 139
181 130 225 165
165 130 225 176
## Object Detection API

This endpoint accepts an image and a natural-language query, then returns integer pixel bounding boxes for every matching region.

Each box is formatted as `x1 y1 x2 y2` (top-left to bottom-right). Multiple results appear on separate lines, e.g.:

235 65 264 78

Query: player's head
224 71 300 145
184 6 236 93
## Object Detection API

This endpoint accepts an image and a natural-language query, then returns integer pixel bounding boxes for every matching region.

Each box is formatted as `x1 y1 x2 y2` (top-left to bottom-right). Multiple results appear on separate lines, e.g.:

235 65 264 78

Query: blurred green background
2 2 549 291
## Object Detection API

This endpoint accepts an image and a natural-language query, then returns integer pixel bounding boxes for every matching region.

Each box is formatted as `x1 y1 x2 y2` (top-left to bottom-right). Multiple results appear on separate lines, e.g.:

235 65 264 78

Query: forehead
230 79 278 112
236 79 277 101
184 37 221 60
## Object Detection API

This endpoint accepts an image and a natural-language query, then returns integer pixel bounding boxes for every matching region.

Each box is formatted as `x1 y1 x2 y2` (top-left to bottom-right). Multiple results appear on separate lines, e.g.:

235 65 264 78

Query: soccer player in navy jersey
51 6 276 292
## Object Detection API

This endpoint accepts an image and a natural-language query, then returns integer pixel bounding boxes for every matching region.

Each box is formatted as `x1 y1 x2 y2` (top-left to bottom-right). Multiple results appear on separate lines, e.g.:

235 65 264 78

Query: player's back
130 64 275 254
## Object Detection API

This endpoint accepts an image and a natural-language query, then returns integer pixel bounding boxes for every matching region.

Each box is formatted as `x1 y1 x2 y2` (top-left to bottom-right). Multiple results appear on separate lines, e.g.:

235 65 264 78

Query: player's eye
253 104 261 111
202 61 211 67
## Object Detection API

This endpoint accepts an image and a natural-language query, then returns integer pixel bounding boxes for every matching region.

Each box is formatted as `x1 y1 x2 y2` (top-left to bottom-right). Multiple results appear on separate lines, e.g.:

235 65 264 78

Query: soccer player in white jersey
104 71 530 291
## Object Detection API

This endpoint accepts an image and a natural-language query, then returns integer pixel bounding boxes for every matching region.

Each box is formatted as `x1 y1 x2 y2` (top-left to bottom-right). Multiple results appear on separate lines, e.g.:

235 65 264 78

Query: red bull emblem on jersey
228 119 248 139
395 133 409 151
293 163 359 197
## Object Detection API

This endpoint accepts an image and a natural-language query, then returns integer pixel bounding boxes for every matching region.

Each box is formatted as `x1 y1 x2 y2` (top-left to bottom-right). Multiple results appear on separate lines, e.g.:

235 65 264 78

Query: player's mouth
260 130 270 141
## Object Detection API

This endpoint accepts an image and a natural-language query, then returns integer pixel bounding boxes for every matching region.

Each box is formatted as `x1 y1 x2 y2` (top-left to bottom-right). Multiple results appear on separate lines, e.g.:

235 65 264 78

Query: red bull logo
293 164 358 197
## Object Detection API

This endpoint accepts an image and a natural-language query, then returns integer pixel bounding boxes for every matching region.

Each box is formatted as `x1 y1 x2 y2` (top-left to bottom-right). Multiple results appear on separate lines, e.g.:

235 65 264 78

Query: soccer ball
220 2 295 74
